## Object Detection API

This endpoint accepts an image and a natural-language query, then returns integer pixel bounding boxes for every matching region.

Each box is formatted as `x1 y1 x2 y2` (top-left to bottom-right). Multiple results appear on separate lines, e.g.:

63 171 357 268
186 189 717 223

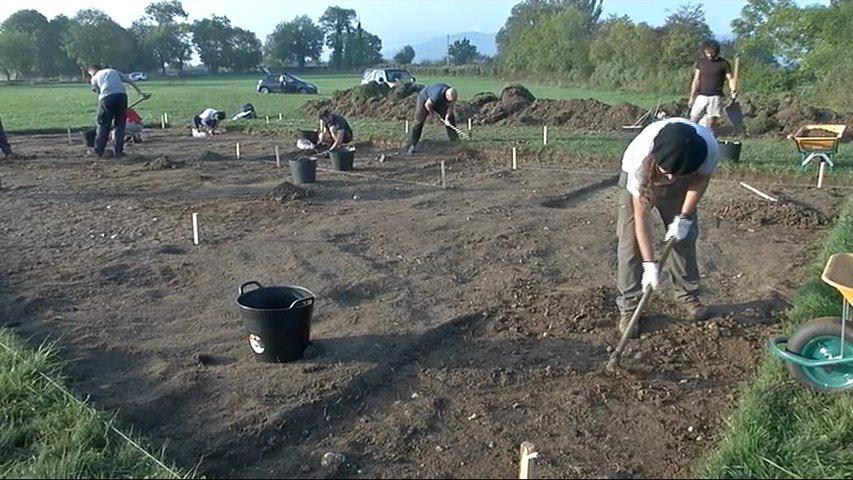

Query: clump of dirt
715 198 831 228
262 182 309 203
197 151 226 162
304 83 853 136
142 155 182 170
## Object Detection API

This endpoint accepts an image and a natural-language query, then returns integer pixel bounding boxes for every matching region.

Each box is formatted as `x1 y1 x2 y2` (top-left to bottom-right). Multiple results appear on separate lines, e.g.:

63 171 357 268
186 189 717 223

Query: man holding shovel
86 65 149 157
688 39 737 137
406 82 459 154
616 118 720 338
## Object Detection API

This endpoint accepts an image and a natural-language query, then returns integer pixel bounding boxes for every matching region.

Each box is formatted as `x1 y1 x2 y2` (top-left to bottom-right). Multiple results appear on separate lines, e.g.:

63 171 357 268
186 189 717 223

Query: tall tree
448 37 479 65
319 6 356 69
191 15 233 73
265 15 324 68
343 24 382 68
135 0 192 74
393 45 415 64
62 9 137 71
497 0 602 55
658 3 713 68
1 9 74 77
225 27 261 72
0 29 38 80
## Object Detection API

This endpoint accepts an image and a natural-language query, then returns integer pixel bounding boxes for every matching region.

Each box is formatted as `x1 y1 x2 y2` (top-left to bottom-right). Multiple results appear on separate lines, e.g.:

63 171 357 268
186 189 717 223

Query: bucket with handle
329 147 354 171
718 140 742 162
235 281 315 363
289 157 317 184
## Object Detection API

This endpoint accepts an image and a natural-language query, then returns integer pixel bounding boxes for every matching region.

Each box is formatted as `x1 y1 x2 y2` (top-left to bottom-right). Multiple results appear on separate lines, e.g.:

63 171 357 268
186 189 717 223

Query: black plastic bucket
235 281 315 363
82 128 96 148
329 148 354 171
289 157 317 184
718 140 742 162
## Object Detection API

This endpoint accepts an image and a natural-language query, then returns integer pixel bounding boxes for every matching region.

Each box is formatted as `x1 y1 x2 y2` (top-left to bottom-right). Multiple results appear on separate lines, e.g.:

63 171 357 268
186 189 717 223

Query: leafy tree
496 0 602 56
319 6 356 69
448 37 479 65
135 0 192 75
0 29 38 79
226 27 261 72
191 15 233 73
266 15 324 68
62 9 137 71
1 9 76 77
392 45 415 64
342 21 382 68
658 4 713 69
732 0 803 65
588 16 660 89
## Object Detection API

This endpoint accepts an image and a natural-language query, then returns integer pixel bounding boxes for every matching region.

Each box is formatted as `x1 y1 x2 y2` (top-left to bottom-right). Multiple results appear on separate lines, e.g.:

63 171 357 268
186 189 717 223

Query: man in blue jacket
406 83 459 154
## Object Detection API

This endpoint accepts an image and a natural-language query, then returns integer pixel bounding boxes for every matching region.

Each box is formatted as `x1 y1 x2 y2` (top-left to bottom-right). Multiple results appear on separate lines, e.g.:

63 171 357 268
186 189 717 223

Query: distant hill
384 31 498 62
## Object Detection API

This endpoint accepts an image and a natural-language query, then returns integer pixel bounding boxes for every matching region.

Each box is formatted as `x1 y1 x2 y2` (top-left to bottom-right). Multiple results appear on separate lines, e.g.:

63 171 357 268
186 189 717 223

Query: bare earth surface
0 129 847 479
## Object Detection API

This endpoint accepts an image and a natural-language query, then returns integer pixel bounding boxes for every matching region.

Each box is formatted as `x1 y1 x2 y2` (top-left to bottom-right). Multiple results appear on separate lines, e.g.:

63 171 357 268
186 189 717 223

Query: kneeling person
193 108 225 135
318 110 353 151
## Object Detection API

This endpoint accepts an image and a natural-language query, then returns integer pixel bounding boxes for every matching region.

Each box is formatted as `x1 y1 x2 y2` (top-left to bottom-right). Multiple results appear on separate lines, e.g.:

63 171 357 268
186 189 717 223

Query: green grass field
2 72 849 179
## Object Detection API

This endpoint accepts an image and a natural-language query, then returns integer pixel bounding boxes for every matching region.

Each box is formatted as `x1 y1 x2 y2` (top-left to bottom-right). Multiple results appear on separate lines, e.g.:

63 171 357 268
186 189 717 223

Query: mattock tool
606 238 676 372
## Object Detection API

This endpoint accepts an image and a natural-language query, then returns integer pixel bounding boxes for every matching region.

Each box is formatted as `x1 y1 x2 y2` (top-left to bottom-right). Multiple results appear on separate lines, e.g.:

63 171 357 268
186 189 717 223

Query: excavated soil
0 129 848 479
305 83 853 139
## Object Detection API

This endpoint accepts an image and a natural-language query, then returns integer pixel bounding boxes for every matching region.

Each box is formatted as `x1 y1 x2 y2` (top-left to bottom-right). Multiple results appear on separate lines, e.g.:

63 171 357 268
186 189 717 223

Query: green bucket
289 157 317 184
329 148 354 171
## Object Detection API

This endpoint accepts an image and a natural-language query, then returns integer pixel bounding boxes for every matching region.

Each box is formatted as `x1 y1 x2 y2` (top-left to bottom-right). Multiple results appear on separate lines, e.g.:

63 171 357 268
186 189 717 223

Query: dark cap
651 122 707 174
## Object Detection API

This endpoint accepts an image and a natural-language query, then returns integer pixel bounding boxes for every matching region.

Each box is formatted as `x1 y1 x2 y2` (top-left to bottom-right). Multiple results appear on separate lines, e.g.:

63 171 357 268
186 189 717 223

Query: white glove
665 214 694 242
642 261 659 291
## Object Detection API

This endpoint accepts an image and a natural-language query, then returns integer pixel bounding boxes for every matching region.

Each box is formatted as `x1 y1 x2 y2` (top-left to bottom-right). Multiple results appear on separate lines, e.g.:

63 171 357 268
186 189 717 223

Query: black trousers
0 117 11 155
95 93 128 156
408 99 458 148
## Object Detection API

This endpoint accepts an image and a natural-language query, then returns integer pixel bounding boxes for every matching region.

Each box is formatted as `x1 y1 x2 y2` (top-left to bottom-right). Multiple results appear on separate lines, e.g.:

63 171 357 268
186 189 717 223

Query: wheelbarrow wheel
786 316 853 392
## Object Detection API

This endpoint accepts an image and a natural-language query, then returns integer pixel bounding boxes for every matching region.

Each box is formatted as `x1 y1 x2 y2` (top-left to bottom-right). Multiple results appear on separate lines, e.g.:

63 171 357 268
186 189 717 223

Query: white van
361 68 416 88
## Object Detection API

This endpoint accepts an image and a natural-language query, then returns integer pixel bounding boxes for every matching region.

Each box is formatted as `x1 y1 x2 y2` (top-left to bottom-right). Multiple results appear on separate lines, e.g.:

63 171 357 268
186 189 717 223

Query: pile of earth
714 198 832 229
261 181 310 203
304 82 853 137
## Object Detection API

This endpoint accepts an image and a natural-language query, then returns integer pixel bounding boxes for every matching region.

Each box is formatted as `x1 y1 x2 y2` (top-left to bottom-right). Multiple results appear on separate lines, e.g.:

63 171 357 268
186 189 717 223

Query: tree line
495 0 853 106
0 0 850 106
0 1 428 79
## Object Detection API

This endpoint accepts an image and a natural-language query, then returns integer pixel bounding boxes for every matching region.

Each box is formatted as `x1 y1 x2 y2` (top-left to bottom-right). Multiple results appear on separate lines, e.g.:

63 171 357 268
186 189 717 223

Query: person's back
90 68 127 99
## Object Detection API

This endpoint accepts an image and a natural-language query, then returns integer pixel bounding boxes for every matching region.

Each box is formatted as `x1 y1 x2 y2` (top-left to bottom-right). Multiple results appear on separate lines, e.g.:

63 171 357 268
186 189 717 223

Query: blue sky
0 0 831 55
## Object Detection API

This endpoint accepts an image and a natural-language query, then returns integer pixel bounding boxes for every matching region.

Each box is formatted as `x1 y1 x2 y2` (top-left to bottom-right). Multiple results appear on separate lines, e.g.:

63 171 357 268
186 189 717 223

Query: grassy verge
0 329 189 478
699 196 853 479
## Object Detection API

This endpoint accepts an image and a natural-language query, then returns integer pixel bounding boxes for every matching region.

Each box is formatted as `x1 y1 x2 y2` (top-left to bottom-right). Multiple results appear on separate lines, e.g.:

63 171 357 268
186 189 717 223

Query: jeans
95 93 128 156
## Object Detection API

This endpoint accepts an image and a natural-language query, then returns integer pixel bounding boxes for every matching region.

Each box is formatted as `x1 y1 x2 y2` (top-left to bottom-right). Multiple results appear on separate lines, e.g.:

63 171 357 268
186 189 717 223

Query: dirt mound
305 83 853 136
142 155 182 170
196 151 226 162
715 198 831 229
262 181 309 203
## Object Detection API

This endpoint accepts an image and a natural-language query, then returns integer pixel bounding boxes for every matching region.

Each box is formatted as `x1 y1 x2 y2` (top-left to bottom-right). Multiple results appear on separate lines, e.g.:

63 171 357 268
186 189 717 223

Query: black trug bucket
289 157 317 184
329 148 354 171
718 140 742 162
235 281 315 363
82 128 96 148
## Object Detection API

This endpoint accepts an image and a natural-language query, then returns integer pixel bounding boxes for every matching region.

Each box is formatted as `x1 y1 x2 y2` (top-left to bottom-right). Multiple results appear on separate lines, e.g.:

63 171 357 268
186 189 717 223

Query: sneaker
680 296 711 321
407 144 416 155
618 311 640 339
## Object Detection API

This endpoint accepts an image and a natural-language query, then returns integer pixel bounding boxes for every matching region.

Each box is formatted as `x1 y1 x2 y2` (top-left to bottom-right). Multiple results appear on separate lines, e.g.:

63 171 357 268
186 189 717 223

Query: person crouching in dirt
317 110 353 153
122 107 144 143
193 108 226 135
406 83 458 154
86 64 149 158
615 118 720 339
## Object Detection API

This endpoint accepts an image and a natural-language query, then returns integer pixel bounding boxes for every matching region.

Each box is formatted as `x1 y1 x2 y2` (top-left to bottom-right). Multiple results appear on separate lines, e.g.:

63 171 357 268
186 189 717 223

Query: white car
361 68 416 88
127 72 148 81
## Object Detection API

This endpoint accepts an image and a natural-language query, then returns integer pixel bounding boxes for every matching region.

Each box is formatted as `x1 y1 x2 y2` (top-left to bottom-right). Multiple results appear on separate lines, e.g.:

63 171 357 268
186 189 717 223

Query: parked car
361 68 416 88
127 72 148 81
257 73 318 94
